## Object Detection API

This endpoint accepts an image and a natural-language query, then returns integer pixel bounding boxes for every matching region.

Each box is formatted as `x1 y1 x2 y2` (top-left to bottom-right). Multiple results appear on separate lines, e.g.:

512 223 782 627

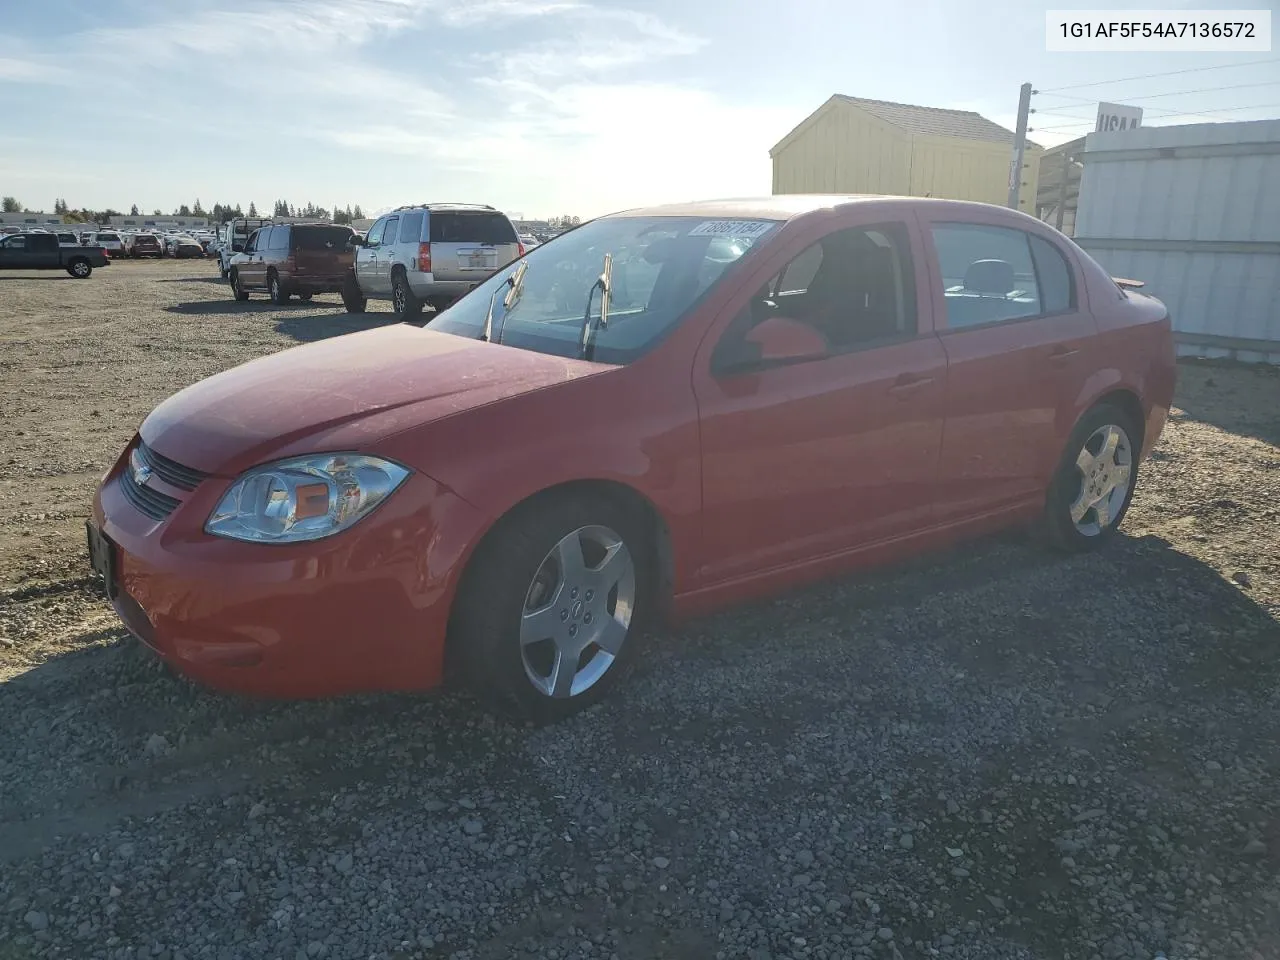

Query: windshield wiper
480 261 530 343
577 252 613 361
493 260 528 345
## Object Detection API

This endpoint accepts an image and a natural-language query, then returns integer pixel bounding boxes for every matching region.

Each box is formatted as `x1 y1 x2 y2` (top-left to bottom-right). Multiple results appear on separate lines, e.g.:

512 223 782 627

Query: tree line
3 196 366 225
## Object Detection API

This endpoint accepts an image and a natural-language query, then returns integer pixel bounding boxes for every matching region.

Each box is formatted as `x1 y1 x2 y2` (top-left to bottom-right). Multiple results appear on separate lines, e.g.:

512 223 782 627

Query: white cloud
2 0 781 217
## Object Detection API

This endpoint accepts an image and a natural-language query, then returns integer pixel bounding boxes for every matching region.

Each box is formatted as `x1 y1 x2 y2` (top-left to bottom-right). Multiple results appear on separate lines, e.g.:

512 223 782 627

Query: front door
356 218 387 294
918 214 1098 522
237 228 266 289
0 235 41 267
691 214 946 585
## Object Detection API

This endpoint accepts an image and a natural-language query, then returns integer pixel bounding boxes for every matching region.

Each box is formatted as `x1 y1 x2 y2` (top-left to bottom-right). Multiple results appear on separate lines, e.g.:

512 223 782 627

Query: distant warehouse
770 95 1042 214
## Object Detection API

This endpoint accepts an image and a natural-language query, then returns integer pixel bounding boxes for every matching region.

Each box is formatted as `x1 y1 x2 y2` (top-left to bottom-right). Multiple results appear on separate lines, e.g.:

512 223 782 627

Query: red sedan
89 197 1175 721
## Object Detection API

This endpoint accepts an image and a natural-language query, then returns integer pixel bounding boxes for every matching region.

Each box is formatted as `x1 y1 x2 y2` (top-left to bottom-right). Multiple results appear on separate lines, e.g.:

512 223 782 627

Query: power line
1032 100 1280 133
1036 57 1279 94
1038 79 1280 107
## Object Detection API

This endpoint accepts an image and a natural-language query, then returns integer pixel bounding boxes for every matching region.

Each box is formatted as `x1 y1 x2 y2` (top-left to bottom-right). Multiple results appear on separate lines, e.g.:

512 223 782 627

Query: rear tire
450 492 653 723
342 274 366 313
269 273 289 305
391 270 422 319
230 270 249 301
1040 403 1141 553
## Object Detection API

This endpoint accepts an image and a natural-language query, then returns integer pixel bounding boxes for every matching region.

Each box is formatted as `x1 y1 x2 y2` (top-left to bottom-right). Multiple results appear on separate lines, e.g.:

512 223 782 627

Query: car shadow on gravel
163 300 342 316
0 275 75 281
156 275 226 285
274 312 401 342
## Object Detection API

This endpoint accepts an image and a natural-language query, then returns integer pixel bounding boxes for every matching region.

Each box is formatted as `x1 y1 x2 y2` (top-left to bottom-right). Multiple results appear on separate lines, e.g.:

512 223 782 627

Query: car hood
140 325 608 476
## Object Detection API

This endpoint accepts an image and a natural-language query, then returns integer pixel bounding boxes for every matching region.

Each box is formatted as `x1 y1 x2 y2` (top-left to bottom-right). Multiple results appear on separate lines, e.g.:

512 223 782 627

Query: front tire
268 273 289 305
1040 403 1141 552
230 270 249 301
67 258 92 279
450 493 653 723
342 274 366 313
391 270 422 320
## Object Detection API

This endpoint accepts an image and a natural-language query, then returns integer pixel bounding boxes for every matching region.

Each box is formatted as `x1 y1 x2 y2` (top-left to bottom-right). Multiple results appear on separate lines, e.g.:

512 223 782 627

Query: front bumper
91 458 487 699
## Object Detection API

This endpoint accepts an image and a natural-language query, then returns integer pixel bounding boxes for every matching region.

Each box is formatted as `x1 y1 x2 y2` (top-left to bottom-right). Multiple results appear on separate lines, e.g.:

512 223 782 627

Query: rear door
918 212 1097 522
428 210 519 281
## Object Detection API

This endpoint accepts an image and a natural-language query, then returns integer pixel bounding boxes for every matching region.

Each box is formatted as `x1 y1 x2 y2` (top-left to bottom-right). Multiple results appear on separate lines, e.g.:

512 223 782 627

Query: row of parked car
220 203 537 316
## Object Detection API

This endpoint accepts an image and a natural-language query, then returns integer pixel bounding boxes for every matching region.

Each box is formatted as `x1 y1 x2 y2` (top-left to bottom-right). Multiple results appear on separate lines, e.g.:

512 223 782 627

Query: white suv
344 203 524 317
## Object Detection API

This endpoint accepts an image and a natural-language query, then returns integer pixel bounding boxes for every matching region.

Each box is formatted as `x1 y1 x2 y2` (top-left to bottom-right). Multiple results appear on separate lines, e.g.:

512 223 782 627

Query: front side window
3 236 26 249
246 229 262 252
710 222 917 373
930 223 1044 328
426 215 779 364
365 218 387 246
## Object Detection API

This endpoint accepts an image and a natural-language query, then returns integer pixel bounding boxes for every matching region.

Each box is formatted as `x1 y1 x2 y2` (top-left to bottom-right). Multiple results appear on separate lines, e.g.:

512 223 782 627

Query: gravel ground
1 259 1278 960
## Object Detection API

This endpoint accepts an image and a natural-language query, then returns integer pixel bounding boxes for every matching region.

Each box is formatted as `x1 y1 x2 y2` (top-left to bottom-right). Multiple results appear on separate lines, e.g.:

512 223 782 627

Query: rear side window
382 217 400 245
294 227 354 250
930 223 1043 329
430 212 517 244
1028 234 1074 314
399 211 424 243
269 227 290 250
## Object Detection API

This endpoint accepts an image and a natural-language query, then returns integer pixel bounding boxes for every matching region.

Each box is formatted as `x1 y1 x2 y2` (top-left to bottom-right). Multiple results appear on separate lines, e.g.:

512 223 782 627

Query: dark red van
227 223 356 304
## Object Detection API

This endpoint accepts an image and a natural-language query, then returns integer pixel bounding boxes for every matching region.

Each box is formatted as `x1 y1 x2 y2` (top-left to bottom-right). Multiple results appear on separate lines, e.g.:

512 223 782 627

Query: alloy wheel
393 278 406 314
519 524 636 699
1070 423 1133 536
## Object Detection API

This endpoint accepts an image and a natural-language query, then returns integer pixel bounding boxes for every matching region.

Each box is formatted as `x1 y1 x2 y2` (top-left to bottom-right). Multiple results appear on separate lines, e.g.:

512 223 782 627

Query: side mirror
744 316 829 365
231 242 244 252
348 235 365 247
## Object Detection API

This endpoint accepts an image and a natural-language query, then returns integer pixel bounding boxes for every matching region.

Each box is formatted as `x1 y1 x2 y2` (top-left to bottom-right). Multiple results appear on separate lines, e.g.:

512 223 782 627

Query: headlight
205 454 410 544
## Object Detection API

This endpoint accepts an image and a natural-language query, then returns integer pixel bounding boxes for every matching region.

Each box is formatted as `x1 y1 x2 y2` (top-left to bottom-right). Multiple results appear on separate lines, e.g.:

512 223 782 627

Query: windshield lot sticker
687 220 776 238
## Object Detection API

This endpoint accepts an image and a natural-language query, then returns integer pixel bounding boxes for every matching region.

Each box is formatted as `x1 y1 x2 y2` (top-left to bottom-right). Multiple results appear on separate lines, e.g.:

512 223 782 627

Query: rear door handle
1048 346 1080 364
888 373 935 397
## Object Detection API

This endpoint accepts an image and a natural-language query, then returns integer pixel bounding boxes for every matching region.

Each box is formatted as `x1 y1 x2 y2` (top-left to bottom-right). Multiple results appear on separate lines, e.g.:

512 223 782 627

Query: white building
0 212 66 228
107 215 211 230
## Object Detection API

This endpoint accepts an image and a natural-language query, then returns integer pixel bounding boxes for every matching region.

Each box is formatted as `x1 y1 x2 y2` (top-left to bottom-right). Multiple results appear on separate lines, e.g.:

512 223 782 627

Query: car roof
390 203 501 214
599 195 1036 223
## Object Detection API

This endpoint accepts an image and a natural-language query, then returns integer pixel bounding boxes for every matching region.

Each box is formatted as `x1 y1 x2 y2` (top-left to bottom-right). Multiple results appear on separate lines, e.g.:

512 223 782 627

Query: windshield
426 215 776 364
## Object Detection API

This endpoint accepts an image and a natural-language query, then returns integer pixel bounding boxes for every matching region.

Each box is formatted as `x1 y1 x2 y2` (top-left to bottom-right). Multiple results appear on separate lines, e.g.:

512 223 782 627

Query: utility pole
1055 150 1072 232
1007 82 1033 210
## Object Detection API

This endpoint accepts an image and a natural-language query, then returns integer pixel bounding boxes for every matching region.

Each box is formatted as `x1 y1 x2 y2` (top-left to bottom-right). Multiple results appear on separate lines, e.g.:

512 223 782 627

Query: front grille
119 471 181 521
135 441 208 491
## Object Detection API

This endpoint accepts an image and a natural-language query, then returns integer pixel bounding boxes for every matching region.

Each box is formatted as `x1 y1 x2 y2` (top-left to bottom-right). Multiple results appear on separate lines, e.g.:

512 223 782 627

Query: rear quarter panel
1068 241 1176 458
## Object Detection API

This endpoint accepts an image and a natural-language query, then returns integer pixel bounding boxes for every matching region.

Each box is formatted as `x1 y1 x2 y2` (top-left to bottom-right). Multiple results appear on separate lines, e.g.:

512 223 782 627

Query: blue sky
1 0 1277 219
